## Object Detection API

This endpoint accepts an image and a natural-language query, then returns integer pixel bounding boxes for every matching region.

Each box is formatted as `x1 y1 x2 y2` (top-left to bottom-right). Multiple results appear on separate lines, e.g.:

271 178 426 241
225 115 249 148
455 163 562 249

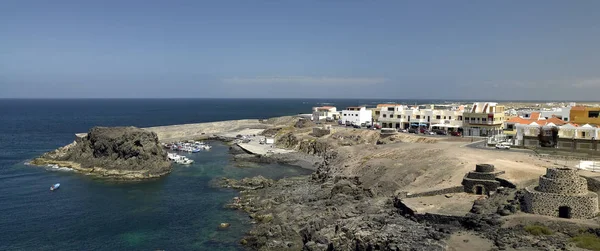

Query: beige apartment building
462 102 506 136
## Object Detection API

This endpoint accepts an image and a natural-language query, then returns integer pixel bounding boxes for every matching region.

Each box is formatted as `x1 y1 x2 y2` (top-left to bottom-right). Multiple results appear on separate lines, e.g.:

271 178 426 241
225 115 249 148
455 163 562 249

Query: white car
495 143 511 149
428 131 435 135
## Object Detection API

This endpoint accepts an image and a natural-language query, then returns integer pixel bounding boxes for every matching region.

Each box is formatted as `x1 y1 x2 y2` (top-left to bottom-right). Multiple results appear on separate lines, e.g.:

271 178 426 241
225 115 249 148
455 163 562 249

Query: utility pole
593 137 596 172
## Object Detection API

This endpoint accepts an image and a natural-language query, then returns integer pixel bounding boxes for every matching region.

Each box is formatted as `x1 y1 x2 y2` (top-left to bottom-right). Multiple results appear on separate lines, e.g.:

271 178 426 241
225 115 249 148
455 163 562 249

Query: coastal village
33 101 600 250
310 101 600 155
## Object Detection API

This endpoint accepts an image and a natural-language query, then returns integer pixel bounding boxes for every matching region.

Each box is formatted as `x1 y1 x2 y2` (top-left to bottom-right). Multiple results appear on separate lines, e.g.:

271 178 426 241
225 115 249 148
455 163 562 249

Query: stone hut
523 167 599 219
462 164 502 195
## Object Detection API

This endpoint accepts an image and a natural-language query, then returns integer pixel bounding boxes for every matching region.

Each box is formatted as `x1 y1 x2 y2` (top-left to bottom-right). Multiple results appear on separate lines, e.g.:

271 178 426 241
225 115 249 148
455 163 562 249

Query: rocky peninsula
32 126 172 179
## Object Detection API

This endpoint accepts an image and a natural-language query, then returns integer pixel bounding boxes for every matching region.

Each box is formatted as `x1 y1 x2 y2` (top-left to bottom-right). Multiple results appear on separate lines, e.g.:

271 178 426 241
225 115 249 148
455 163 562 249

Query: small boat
50 183 60 191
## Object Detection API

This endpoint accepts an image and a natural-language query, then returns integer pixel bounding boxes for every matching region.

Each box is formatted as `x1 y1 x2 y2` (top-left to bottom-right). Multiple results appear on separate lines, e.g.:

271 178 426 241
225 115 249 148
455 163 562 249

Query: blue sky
1 0 599 100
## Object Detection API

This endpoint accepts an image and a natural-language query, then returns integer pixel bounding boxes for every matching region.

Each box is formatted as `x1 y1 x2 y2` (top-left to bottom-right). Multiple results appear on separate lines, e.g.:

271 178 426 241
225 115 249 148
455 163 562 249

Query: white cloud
572 78 600 88
221 76 387 85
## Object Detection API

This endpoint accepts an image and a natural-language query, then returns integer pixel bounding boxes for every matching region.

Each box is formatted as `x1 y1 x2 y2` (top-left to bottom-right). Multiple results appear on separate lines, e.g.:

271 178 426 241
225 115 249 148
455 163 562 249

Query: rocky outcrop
32 126 172 179
275 132 300 149
223 176 448 251
298 139 330 156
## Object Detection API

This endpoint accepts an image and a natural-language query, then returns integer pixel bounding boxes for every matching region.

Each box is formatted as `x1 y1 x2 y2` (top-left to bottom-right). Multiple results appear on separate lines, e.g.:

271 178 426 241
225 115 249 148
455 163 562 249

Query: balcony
464 120 502 126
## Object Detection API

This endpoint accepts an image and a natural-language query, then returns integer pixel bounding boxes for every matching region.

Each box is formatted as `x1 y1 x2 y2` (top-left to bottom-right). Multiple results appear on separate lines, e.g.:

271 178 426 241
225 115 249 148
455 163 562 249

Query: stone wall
522 136 599 151
402 186 464 199
475 164 495 173
466 172 497 180
522 186 598 219
537 176 588 196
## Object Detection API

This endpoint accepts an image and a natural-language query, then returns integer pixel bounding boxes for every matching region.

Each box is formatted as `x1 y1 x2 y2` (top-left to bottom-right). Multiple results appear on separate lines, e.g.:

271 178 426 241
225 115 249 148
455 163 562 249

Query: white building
515 123 599 147
376 104 464 130
341 106 372 125
520 107 572 122
311 106 338 121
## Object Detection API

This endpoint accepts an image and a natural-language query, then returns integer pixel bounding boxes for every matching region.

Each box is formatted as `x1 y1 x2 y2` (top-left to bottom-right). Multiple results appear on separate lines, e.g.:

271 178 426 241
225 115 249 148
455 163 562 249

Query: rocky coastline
29 116 600 250
215 117 600 251
31 126 172 179
221 152 600 251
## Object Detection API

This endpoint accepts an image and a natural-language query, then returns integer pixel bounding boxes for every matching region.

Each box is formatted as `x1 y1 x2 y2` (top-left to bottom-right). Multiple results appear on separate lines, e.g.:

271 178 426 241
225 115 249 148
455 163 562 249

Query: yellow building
372 104 400 123
462 102 506 136
570 106 600 126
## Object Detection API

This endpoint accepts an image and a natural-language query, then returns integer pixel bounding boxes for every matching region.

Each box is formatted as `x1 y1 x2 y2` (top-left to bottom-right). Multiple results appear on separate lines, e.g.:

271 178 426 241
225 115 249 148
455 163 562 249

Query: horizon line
0 97 597 102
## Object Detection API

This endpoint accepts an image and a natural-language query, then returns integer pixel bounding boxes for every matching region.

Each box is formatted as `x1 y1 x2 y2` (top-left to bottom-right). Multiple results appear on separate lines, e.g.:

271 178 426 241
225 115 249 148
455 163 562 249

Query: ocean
0 98 446 251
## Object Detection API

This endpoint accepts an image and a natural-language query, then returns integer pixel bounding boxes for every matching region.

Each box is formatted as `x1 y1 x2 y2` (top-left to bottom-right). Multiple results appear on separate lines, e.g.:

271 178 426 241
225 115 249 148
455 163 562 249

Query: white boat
50 183 60 191
175 157 194 165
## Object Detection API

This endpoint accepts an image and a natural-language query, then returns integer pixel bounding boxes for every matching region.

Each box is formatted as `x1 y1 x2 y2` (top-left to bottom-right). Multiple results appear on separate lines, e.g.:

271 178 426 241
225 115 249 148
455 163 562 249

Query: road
462 139 534 154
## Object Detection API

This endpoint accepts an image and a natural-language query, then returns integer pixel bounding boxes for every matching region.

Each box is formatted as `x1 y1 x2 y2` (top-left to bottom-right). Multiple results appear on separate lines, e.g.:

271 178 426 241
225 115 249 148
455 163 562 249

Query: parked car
495 143 511 150
398 129 408 133
352 124 361 129
435 130 447 135
450 131 461 136
408 128 417 134
427 131 436 135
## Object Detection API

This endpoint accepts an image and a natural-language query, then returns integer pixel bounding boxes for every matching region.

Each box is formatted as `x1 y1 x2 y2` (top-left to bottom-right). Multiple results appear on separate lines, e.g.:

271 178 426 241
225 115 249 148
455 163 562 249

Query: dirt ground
261 117 558 197
322 139 551 196
446 232 494 251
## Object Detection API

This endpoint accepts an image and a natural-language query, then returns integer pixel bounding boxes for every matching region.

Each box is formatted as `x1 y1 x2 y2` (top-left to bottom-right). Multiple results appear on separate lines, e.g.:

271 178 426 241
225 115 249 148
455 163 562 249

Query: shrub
524 225 553 236
571 233 600 251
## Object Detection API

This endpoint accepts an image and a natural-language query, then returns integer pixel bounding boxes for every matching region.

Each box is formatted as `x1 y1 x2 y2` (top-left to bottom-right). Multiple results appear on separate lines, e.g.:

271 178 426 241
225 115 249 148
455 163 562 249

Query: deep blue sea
0 98 453 251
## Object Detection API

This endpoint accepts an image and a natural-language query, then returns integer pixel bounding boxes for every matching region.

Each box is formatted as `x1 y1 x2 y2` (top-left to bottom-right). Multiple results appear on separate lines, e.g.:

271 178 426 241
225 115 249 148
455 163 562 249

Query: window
383 114 386 118
443 116 446 119
449 116 452 119
416 115 421 119
387 107 394 111
344 114 347 116
583 132 587 137
589 111 600 118
436 115 441 119
397 115 401 118
458 116 463 121
482 118 487 122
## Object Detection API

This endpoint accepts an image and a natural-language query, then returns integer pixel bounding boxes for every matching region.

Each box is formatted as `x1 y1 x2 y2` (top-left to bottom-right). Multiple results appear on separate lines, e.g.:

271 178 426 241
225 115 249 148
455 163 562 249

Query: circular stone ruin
462 164 501 195
522 167 599 219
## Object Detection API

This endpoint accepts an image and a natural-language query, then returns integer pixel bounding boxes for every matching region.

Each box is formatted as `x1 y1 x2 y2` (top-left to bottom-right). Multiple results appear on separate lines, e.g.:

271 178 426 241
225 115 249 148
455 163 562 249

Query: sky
1 0 600 100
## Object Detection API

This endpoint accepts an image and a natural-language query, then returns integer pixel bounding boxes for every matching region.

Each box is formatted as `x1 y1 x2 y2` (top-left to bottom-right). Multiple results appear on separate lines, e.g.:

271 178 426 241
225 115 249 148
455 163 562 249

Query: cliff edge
32 126 172 179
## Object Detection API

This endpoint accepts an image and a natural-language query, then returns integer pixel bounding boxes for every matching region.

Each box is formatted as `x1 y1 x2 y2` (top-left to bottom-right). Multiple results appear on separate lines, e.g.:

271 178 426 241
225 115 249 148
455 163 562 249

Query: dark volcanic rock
33 126 172 179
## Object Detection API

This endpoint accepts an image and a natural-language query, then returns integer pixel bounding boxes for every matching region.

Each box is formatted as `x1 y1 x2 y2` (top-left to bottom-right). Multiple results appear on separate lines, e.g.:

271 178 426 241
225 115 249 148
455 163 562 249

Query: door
558 206 571 218
475 186 484 195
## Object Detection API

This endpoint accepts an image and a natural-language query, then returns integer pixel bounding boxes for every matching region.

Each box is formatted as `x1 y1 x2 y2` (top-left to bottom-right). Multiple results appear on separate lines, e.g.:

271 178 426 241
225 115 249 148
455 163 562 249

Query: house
519 107 572 122
515 123 599 150
312 106 338 122
341 106 372 126
570 106 600 126
371 104 400 124
504 112 567 130
462 102 506 136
